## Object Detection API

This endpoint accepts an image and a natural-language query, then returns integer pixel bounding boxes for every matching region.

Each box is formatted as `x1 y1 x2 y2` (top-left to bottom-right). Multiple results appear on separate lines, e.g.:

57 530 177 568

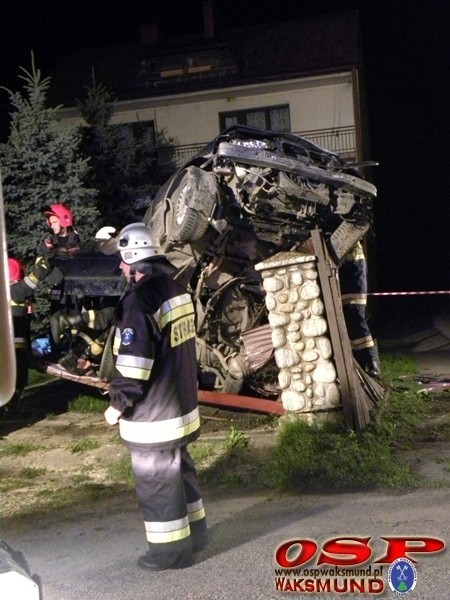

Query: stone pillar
255 251 343 426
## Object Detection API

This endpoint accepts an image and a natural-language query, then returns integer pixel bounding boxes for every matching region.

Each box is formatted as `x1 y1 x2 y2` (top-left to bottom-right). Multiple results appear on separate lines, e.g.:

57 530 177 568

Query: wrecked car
139 125 376 397
32 125 377 403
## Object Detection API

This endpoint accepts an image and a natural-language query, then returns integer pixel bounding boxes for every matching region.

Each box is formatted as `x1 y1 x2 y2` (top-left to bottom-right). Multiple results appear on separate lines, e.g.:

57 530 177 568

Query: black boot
58 351 78 374
354 346 381 378
58 337 89 374
137 551 193 571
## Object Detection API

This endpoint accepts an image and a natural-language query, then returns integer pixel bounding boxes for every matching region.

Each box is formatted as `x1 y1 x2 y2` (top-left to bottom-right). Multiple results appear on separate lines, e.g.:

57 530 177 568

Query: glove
46 267 64 287
26 255 53 286
38 240 56 261
104 406 121 425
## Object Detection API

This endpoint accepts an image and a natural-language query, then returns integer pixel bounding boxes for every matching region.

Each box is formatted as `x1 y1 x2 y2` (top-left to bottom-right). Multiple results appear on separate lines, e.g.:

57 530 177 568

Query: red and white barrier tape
368 291 450 296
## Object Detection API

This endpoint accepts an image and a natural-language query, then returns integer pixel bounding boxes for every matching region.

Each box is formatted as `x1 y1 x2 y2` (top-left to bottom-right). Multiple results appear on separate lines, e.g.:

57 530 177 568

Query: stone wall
255 251 343 425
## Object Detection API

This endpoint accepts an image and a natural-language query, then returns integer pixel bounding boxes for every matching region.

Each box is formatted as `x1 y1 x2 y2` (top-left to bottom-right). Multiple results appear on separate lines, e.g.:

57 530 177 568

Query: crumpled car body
26 125 377 403
140 125 376 396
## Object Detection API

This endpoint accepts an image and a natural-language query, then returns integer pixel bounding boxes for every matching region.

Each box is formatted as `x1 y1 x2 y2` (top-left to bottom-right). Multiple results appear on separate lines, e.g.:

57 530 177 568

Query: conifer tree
0 55 99 331
0 54 98 262
77 79 161 229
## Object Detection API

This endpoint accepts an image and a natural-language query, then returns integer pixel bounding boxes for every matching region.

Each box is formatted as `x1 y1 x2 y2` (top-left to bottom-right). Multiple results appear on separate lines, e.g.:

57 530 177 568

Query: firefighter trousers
339 254 379 373
130 445 207 569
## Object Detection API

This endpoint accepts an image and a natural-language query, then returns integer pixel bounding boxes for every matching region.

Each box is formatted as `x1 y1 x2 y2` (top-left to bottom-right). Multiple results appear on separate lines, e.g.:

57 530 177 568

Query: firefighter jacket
108 260 200 452
10 283 30 351
10 255 55 348
43 229 80 253
42 231 80 305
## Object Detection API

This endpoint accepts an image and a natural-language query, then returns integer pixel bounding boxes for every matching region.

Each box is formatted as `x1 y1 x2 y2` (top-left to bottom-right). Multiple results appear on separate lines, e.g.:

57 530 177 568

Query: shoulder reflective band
153 293 195 331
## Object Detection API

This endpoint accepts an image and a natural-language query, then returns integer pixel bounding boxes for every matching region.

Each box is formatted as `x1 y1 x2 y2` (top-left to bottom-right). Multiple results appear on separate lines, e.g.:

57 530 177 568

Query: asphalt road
3 487 449 600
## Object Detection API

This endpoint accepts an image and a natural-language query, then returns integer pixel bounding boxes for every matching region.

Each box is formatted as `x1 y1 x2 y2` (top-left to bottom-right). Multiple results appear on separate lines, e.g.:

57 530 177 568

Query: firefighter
339 241 380 377
42 203 80 255
8 255 58 397
102 222 207 570
57 300 116 375
42 203 81 346
8 258 31 394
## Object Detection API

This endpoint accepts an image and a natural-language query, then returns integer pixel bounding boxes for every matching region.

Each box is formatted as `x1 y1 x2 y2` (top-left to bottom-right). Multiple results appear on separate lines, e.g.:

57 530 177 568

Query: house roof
48 10 361 107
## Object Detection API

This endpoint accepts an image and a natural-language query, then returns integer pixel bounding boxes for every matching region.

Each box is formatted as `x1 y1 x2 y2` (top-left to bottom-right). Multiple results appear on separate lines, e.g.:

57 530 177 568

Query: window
219 105 290 133
114 120 156 150
129 120 156 149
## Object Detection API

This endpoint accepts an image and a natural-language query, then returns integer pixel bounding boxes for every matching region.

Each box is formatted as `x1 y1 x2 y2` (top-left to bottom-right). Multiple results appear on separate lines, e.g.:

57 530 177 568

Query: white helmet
118 223 164 264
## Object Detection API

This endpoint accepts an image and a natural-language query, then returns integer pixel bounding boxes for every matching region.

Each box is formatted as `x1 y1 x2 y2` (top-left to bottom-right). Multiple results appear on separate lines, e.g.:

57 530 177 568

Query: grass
106 454 134 483
2 351 448 520
27 369 57 387
225 425 249 450
268 420 419 491
0 442 42 456
265 351 449 492
190 441 217 463
69 438 101 453
69 395 108 413
0 467 48 493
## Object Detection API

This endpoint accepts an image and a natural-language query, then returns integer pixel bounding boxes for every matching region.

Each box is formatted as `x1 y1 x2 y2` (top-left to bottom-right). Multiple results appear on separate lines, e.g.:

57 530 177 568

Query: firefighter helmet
44 203 74 227
8 258 25 282
117 223 164 264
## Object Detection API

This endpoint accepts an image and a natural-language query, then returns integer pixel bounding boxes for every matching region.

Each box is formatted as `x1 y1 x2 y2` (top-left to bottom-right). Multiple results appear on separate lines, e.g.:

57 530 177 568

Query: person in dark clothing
102 222 207 571
41 203 81 349
43 203 80 255
8 257 31 394
8 255 58 397
339 241 380 377
57 299 116 375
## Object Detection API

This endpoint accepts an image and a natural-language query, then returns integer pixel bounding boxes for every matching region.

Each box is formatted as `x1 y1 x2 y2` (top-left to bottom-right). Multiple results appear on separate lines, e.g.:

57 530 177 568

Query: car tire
170 167 218 243
98 326 116 382
174 203 209 243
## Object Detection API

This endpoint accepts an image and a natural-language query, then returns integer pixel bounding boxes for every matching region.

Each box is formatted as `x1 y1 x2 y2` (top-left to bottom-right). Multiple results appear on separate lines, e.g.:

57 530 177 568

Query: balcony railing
297 126 356 158
154 126 356 173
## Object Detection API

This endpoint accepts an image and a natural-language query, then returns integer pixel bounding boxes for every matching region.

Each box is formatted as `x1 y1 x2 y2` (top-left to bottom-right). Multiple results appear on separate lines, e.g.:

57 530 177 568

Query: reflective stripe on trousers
130 445 207 569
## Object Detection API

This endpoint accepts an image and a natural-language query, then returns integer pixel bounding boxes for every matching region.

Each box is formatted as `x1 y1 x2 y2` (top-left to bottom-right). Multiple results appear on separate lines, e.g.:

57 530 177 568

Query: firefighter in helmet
8 257 30 394
8 254 58 398
339 241 380 377
43 203 80 255
56 300 116 375
101 222 207 571
41 203 81 348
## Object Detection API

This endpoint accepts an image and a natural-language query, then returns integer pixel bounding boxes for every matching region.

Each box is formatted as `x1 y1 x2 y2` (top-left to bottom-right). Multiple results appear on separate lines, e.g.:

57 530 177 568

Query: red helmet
8 257 25 282
44 203 74 227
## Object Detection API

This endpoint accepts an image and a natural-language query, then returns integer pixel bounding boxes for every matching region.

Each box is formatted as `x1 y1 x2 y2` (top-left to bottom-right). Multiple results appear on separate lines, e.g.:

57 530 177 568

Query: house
49 4 372 177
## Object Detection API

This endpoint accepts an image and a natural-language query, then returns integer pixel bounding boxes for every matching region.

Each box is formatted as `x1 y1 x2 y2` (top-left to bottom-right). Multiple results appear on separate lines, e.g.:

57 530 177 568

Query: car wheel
98 326 116 382
170 166 218 243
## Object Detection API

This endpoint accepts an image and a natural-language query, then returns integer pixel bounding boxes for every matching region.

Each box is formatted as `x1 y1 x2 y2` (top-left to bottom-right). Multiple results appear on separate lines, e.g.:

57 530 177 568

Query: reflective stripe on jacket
108 262 200 451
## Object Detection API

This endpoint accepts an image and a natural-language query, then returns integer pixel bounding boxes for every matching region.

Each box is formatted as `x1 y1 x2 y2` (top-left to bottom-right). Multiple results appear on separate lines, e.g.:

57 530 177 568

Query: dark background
1 0 449 325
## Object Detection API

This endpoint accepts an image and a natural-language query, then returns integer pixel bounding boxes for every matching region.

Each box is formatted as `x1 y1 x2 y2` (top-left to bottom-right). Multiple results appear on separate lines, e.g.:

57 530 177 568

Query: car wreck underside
32 126 384 424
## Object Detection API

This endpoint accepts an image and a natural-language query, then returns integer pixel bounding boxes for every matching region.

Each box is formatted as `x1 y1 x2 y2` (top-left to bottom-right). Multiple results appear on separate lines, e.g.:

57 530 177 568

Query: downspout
352 67 363 162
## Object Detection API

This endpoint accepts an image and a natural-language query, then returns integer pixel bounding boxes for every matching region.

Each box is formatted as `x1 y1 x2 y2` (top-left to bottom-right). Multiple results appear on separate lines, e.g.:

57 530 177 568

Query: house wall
57 72 355 146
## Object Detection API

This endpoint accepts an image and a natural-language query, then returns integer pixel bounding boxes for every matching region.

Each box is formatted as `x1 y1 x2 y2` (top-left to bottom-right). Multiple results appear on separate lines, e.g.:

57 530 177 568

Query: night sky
1 0 449 322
